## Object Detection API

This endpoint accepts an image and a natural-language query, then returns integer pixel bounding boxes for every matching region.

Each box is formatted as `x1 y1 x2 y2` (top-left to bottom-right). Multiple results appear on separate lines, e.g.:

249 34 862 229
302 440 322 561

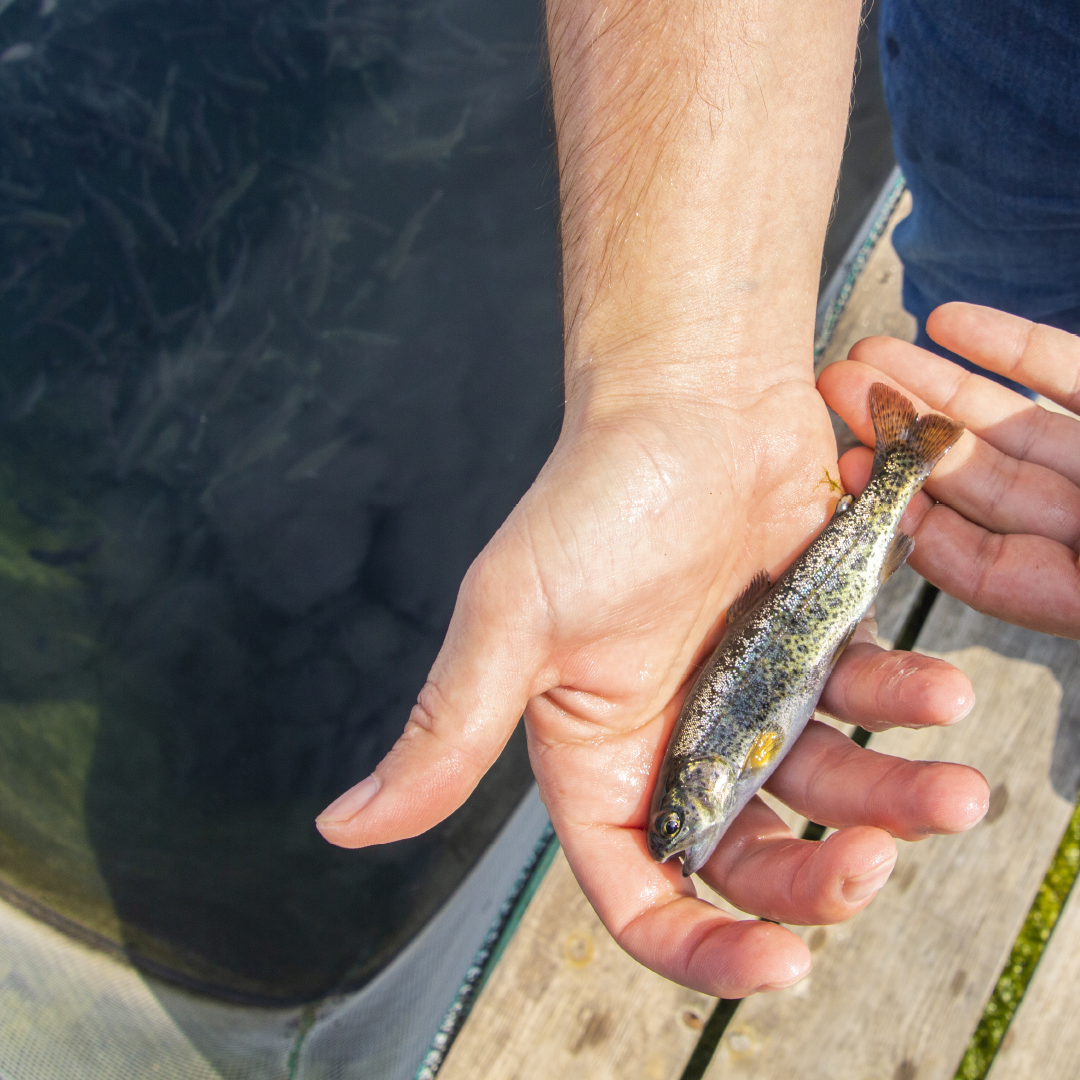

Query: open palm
318 375 985 996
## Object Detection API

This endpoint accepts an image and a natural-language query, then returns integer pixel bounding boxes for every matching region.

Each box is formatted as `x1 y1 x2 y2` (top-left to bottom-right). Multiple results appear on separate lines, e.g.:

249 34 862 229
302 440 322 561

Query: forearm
547 0 862 414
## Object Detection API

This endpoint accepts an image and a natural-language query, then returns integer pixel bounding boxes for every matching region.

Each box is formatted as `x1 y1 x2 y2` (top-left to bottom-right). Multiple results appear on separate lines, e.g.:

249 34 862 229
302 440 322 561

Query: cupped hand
316 374 984 998
818 303 1080 639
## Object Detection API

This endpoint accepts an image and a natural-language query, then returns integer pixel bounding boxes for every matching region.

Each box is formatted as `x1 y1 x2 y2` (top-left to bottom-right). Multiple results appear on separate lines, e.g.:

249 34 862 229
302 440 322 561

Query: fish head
647 755 738 874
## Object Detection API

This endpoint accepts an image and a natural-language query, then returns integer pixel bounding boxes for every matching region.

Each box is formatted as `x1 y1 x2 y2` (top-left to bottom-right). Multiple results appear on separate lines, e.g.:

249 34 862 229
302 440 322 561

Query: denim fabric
879 0 1080 391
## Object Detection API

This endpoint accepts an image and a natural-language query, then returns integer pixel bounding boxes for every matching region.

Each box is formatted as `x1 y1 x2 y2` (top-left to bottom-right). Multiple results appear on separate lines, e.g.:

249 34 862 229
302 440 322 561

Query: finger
818 642 974 731
844 332 1080 489
926 303 1080 414
819 358 1080 550
316 538 546 846
699 795 898 925
559 818 811 997
902 500 1080 638
765 720 990 840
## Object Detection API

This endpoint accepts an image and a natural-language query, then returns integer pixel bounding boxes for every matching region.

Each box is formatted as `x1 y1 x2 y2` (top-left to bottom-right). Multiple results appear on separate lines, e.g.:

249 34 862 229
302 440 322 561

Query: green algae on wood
955 800 1080 1080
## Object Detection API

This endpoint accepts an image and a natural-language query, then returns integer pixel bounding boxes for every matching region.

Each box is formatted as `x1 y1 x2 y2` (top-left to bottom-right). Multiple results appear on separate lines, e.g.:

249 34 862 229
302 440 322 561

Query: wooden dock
436 191 1080 1080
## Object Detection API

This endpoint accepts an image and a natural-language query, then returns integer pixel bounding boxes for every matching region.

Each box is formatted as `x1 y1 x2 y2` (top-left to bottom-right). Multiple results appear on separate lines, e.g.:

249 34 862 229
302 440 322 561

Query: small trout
648 383 964 875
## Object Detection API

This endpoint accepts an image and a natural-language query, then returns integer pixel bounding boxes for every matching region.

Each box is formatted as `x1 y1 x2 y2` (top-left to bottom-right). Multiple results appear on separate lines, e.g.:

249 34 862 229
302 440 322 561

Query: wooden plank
438 846 717 1080
986 868 1080 1080
703 595 1080 1080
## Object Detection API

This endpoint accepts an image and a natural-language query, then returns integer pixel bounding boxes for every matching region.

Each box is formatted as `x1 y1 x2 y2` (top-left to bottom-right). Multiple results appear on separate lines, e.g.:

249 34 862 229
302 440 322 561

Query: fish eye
658 810 682 839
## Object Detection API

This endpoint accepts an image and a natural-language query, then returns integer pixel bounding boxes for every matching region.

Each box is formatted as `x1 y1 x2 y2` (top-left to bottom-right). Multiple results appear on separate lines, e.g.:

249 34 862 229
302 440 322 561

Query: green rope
415 824 559 1079
814 172 907 362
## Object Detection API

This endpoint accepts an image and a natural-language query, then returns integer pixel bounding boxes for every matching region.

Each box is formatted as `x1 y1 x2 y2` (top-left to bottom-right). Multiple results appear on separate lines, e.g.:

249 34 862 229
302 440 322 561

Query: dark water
0 0 893 1009
0 0 560 1002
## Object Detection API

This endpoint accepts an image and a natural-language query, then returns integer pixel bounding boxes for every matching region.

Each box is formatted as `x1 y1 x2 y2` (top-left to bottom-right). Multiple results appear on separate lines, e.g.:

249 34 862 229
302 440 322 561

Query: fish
150 64 180 150
383 188 443 281
381 108 470 165
29 538 101 567
76 172 162 332
191 162 259 244
647 383 965 876
120 165 180 247
192 94 223 174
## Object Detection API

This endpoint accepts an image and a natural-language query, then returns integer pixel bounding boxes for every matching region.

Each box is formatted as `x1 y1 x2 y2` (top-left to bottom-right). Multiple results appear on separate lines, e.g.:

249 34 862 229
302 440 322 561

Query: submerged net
0 0 559 1073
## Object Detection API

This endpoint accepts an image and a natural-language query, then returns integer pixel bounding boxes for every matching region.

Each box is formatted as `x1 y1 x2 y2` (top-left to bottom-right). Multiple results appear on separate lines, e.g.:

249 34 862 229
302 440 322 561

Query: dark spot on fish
950 969 967 996
28 538 100 566
893 1060 917 1080
808 928 827 952
985 782 1009 824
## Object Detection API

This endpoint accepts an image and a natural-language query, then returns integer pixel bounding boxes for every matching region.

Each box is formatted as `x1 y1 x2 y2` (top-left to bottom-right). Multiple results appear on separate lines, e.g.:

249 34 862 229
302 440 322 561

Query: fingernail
842 854 897 904
754 969 809 993
317 774 381 824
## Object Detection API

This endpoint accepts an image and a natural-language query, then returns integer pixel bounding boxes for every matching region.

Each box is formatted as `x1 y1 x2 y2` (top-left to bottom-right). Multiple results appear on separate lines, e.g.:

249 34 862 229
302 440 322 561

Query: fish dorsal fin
726 569 771 625
869 383 965 479
881 531 915 582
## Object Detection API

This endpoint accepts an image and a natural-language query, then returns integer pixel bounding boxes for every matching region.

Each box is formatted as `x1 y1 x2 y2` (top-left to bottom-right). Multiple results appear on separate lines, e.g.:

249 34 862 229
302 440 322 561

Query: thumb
316 543 547 848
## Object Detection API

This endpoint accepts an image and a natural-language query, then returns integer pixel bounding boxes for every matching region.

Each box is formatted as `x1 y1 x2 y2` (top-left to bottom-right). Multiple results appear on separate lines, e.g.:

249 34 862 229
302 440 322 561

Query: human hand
818 302 1080 639
316 375 985 998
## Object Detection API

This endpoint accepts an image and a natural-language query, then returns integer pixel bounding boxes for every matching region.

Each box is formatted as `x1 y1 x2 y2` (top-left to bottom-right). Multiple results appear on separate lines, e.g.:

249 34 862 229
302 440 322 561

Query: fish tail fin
869 382 965 479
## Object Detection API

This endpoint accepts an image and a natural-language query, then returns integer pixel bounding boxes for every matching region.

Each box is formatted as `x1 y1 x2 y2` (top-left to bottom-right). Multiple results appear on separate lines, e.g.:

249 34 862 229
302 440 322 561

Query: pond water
0 0 561 1003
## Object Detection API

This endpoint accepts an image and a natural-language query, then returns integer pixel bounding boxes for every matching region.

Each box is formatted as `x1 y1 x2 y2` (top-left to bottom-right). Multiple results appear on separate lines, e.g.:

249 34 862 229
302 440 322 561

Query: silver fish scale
669 449 924 767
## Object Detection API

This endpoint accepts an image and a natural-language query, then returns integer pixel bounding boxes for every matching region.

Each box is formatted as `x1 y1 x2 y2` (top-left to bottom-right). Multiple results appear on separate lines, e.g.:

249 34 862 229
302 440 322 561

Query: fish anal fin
726 569 771 625
881 530 915 582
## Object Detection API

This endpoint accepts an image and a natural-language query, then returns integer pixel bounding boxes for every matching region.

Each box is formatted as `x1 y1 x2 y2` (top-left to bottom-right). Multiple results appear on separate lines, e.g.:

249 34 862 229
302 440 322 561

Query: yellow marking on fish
746 730 783 770
818 467 844 493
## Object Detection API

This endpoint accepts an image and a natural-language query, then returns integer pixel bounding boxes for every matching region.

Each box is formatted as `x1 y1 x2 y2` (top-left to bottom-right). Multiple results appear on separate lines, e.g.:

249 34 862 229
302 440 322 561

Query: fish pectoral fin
880 531 915 582
742 728 784 774
726 569 771 625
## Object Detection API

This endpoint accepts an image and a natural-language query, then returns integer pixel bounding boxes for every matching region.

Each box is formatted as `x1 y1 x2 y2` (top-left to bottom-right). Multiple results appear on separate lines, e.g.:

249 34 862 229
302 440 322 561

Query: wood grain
703 596 1080 1080
985 869 1080 1080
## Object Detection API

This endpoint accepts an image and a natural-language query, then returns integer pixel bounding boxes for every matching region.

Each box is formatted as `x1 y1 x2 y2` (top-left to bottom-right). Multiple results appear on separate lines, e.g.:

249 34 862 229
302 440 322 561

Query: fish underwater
648 383 965 875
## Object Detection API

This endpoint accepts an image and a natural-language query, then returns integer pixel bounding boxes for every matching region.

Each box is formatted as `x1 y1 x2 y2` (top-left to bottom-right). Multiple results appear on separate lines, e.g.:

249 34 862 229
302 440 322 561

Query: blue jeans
880 0 1080 391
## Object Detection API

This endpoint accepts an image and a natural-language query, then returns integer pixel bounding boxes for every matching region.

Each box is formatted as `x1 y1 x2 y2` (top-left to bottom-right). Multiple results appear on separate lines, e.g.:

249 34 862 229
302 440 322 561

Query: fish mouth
680 828 724 876
646 822 724 875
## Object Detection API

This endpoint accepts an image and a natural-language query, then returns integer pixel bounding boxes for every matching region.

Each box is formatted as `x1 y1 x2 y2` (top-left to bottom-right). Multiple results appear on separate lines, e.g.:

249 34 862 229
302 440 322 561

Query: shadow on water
0 0 560 1029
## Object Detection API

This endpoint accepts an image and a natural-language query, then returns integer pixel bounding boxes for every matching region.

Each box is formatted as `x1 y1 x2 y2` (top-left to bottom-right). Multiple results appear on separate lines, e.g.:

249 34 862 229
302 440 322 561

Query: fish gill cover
0 0 561 1001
